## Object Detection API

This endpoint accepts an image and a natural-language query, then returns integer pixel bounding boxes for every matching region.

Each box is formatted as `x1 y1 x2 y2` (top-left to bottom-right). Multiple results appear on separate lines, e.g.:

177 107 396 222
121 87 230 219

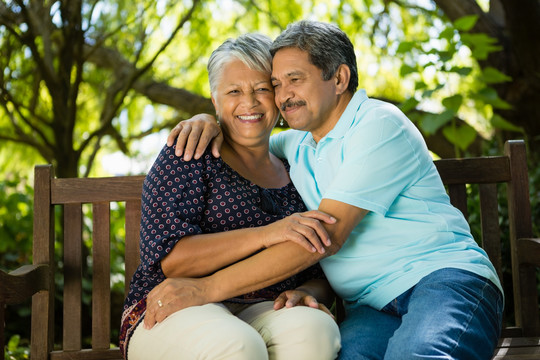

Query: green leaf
448 66 473 76
490 114 523 132
415 81 428 90
419 109 454 135
439 27 455 41
7 334 21 351
400 64 417 77
480 67 512 84
438 50 454 62
454 15 478 32
442 124 477 150
399 97 420 112
461 33 502 60
475 87 513 109
396 41 415 54
442 94 463 113
422 84 445 98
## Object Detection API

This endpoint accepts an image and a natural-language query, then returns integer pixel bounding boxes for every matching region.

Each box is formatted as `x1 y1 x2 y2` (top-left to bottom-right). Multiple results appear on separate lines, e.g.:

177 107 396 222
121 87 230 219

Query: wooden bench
1 139 539 359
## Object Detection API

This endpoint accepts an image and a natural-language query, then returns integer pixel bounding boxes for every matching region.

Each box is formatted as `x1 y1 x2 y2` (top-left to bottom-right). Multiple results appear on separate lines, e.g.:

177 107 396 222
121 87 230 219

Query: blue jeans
338 268 503 360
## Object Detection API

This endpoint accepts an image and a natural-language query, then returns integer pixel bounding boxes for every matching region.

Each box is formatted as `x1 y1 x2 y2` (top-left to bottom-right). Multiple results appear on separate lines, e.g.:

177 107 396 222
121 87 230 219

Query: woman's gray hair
208 33 273 95
271 20 358 94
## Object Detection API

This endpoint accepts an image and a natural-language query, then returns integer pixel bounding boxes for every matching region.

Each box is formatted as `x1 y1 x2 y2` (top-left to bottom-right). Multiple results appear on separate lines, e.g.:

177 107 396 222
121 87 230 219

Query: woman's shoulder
146 145 224 182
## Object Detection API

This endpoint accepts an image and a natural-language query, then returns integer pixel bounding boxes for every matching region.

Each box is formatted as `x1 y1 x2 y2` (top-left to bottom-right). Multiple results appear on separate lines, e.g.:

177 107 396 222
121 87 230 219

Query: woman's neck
221 139 290 189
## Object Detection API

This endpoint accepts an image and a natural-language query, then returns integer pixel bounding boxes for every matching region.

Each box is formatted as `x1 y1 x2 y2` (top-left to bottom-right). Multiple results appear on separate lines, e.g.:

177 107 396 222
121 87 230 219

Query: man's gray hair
208 33 273 95
271 20 358 94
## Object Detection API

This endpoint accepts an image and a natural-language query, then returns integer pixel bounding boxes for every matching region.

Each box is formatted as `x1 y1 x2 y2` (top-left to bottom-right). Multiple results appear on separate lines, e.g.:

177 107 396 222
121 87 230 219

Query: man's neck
311 91 354 143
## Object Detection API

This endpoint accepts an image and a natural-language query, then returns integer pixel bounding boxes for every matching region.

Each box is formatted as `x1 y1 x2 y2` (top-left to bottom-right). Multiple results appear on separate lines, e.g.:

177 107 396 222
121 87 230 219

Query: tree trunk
434 0 540 164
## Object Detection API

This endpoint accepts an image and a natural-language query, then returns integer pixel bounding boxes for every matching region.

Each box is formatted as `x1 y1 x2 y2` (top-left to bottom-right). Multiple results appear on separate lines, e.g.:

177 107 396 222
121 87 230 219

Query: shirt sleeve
324 104 424 215
139 145 208 277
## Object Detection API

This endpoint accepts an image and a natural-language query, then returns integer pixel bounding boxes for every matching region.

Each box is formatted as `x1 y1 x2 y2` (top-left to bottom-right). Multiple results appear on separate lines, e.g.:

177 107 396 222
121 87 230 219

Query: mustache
280 100 306 112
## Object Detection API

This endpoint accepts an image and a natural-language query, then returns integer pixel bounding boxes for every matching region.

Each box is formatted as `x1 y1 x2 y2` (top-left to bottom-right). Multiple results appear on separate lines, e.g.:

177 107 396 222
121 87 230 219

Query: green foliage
4 335 30 360
0 176 33 270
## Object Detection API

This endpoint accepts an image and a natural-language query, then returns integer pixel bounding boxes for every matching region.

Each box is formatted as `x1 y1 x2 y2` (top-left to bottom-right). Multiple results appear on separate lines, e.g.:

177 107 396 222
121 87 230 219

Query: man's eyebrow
271 71 304 82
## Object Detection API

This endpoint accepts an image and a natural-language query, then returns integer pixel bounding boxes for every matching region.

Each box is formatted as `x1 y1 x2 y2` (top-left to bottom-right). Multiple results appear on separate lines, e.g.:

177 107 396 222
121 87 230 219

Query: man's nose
275 84 293 108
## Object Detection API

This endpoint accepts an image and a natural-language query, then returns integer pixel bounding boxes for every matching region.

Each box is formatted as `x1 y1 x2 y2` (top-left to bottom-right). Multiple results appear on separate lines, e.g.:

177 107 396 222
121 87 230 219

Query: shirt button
317 157 323 162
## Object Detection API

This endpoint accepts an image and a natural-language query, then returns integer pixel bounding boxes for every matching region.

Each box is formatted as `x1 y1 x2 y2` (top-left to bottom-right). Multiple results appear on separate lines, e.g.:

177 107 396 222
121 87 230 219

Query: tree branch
432 0 503 38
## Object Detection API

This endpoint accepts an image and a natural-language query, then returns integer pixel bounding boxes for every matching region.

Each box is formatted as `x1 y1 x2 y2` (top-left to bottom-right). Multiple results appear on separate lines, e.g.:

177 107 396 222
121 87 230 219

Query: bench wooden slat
493 336 540 359
31 165 56 360
51 176 145 204
504 141 537 337
92 202 111 350
50 348 122 360
434 156 510 184
63 203 83 351
125 199 142 297
479 183 503 283
447 183 468 219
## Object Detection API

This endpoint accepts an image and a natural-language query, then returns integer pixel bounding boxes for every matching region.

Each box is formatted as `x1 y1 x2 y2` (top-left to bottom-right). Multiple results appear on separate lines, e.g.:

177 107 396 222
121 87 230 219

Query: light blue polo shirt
270 89 502 309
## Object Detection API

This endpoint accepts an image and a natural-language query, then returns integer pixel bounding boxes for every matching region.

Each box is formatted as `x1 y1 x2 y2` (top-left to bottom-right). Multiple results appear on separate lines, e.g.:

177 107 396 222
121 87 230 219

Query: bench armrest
517 238 540 266
0 264 50 305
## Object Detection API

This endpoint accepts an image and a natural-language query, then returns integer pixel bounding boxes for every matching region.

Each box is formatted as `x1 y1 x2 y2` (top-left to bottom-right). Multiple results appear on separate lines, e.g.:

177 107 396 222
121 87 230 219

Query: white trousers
127 301 341 360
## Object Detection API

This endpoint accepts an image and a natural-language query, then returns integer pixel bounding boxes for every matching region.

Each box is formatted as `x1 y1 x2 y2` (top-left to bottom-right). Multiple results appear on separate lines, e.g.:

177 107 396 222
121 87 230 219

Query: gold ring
157 299 163 308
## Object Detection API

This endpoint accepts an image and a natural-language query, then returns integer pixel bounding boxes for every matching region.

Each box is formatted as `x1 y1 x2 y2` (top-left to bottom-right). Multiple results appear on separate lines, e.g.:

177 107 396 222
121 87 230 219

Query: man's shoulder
272 128 308 142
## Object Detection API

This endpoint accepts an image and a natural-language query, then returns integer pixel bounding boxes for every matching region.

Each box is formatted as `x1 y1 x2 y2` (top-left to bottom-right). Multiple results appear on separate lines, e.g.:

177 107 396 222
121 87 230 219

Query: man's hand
144 277 213 329
260 210 335 254
273 288 335 320
166 114 223 160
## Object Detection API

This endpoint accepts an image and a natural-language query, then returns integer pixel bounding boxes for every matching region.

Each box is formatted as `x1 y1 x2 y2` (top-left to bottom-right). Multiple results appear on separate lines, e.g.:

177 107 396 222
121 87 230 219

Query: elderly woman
119 34 341 360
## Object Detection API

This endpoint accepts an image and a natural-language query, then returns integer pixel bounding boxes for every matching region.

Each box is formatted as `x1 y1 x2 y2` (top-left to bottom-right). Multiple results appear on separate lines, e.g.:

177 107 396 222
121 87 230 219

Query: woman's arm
161 210 335 278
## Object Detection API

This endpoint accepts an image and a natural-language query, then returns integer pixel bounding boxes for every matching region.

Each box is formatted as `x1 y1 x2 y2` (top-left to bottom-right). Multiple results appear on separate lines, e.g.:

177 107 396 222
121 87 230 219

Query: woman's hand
144 277 213 329
273 288 335 320
166 114 223 160
259 210 336 254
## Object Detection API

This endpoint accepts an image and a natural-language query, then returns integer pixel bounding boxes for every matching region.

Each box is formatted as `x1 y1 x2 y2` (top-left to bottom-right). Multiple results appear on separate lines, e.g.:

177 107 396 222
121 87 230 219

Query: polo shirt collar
326 89 368 139
299 89 369 148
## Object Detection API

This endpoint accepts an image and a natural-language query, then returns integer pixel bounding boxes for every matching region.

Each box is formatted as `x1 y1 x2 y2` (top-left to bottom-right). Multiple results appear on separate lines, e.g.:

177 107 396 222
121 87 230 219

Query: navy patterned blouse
119 145 324 356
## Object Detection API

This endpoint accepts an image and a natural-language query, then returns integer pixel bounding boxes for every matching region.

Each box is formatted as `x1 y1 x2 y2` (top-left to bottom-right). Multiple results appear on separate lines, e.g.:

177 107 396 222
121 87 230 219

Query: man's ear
334 64 351 95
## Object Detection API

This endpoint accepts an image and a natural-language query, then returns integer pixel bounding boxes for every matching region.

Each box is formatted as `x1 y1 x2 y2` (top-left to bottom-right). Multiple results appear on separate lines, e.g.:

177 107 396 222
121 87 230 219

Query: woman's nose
242 92 259 107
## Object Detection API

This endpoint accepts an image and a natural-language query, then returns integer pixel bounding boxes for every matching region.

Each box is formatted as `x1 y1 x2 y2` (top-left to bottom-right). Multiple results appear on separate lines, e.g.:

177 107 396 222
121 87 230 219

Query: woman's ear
334 64 351 95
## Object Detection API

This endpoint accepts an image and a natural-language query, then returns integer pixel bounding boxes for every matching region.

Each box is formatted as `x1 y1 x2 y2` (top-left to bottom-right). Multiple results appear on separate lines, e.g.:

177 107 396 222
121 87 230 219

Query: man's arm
144 199 368 328
207 199 366 296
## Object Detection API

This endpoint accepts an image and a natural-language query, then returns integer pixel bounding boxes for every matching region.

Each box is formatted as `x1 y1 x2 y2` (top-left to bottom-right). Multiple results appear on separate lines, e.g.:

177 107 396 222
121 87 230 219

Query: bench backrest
31 165 144 360
28 139 537 359
433 140 537 336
